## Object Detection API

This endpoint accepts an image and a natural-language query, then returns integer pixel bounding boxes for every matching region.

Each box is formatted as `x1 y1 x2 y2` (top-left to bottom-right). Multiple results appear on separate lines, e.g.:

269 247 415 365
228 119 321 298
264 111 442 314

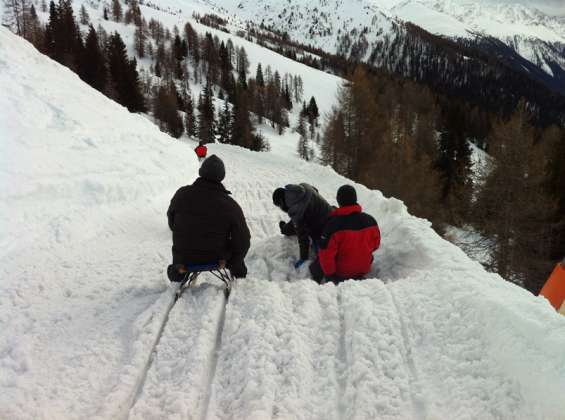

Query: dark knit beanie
337 185 357 207
199 155 225 182
272 187 286 208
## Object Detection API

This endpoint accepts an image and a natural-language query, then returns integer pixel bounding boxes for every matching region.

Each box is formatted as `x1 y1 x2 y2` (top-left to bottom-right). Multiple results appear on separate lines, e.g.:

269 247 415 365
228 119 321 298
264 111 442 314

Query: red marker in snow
540 257 565 314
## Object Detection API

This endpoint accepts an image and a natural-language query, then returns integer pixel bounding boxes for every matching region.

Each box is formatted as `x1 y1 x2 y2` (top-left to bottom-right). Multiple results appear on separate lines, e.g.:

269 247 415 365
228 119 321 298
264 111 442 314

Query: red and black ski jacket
195 144 208 158
318 205 381 279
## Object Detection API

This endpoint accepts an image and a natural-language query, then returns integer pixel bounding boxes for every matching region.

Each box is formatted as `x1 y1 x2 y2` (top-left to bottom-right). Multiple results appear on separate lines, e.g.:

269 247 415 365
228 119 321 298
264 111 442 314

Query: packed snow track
2 27 565 420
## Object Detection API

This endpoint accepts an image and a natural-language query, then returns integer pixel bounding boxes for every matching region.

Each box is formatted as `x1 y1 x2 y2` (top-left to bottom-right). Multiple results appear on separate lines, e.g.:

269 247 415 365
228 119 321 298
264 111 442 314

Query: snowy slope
2 27 565 420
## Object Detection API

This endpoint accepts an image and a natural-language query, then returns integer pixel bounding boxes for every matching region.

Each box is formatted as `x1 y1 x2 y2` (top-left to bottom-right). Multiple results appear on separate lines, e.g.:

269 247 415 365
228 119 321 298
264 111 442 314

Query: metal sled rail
175 262 234 301
128 263 233 416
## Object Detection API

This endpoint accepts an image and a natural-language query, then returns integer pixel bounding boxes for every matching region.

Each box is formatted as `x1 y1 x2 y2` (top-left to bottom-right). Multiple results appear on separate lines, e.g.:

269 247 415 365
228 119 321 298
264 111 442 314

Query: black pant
227 260 247 279
309 258 344 285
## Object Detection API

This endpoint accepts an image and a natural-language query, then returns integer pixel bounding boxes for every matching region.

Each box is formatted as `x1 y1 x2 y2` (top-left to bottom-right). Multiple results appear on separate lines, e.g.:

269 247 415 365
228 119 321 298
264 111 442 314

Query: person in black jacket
273 183 333 268
167 155 251 280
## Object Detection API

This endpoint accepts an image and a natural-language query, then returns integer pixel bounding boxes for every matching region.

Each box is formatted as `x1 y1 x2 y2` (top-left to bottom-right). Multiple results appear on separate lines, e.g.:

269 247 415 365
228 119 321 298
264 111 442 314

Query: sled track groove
201 293 229 420
336 287 347 420
127 290 179 418
387 288 427 420
125 283 229 420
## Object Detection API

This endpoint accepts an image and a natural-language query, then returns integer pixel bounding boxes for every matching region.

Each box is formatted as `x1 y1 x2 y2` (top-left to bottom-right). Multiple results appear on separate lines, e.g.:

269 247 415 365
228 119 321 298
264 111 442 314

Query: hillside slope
1 28 565 420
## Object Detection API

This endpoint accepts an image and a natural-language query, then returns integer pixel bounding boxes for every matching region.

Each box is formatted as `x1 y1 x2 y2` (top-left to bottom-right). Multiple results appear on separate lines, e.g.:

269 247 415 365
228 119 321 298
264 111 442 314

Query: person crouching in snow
194 141 208 162
167 155 251 281
310 185 381 284
273 183 333 269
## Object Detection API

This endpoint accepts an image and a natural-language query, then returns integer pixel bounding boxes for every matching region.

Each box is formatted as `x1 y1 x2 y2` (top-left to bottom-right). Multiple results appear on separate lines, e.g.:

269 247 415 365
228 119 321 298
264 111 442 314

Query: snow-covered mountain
396 0 565 90
2 25 565 420
198 0 565 94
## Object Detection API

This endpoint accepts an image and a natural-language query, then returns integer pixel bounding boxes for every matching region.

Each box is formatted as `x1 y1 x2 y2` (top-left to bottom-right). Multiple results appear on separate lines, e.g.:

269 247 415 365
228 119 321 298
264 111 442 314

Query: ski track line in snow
387 287 428 420
201 289 229 420
98 286 183 420
336 287 348 420
340 280 416 420
126 289 180 417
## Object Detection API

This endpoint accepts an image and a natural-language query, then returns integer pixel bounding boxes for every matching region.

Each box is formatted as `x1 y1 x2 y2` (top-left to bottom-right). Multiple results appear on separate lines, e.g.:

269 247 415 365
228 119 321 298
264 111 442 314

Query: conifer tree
27 4 43 48
124 0 142 26
134 25 146 58
256 63 264 88
435 104 473 221
79 25 106 93
202 33 218 84
111 0 122 22
254 84 265 125
293 75 303 103
284 84 293 111
230 87 253 148
172 34 187 79
219 41 233 93
184 90 196 138
44 0 81 68
307 96 319 125
197 81 215 144
107 32 146 112
153 84 183 138
183 22 199 65
545 127 565 260
236 46 249 88
251 131 269 152
79 4 89 25
297 115 312 161
217 98 232 144
474 106 556 291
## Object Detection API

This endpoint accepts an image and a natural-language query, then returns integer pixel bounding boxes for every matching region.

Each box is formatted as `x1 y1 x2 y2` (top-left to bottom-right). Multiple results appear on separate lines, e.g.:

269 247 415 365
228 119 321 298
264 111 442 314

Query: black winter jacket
167 177 251 267
280 183 333 260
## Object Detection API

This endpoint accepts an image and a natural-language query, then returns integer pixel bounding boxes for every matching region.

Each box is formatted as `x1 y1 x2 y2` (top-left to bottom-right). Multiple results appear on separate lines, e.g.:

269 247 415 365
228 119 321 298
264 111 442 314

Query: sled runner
168 260 234 301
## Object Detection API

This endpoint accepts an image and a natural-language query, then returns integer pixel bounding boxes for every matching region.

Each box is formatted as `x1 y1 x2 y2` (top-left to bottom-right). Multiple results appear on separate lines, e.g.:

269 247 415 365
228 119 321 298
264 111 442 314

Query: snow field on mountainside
3 26 565 420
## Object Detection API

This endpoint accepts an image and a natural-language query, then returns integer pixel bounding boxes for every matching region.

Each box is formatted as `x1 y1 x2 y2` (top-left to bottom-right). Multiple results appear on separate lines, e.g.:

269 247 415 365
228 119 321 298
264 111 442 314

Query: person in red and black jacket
310 185 381 284
194 141 208 162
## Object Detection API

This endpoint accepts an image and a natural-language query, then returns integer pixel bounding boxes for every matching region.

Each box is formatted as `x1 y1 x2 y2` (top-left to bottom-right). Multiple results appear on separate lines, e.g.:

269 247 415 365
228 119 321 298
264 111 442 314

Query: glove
294 259 306 269
279 221 286 234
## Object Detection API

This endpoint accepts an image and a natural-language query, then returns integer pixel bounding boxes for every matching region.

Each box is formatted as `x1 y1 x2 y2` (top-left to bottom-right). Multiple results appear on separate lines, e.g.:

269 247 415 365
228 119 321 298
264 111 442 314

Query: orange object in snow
540 258 565 311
